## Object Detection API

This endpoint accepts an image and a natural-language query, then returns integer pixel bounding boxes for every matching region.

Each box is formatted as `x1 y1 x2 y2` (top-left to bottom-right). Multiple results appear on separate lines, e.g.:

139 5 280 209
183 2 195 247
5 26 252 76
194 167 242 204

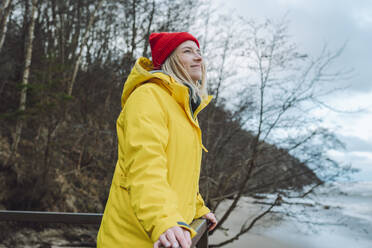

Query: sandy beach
212 233 298 248
210 182 372 248
210 196 297 248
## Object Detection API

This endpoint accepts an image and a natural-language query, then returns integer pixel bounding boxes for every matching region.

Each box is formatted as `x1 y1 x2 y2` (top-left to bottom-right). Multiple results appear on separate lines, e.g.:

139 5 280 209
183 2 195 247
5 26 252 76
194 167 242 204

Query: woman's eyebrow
182 46 201 53
182 46 199 51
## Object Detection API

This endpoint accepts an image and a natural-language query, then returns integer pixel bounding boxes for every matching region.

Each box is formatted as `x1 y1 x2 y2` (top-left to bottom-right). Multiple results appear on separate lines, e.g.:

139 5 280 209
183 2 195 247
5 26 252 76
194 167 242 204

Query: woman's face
175 40 203 82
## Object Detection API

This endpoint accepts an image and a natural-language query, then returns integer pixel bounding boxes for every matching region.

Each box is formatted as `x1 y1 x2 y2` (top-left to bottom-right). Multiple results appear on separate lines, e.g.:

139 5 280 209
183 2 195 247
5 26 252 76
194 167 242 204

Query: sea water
264 181 372 248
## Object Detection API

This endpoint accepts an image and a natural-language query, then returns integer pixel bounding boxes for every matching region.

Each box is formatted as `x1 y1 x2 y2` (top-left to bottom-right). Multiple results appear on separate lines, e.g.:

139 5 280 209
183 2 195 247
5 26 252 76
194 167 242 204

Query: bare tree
7 0 38 164
196 16 351 247
0 0 13 52
67 0 104 96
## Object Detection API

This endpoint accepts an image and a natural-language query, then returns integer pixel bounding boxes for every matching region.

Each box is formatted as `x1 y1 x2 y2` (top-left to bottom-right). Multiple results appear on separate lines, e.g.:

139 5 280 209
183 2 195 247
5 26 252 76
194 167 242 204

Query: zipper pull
202 144 208 153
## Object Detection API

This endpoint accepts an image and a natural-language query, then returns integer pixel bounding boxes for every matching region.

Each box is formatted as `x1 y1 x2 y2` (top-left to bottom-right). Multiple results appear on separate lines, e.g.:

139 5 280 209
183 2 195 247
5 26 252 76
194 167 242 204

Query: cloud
352 9 372 29
223 0 372 93
219 0 372 181
338 135 372 152
328 150 372 181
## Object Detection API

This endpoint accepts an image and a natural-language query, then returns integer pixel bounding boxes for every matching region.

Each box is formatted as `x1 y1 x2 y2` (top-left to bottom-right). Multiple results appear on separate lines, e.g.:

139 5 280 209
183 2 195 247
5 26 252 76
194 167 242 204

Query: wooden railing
0 210 208 247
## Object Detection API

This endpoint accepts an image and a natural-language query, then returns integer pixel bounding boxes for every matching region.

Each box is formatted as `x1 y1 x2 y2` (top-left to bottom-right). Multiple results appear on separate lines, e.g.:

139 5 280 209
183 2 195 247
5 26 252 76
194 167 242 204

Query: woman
97 32 217 248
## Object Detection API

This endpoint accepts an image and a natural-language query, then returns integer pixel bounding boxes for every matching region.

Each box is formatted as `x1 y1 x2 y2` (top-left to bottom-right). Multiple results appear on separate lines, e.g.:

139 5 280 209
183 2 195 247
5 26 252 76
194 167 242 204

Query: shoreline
210 182 372 248
211 232 298 248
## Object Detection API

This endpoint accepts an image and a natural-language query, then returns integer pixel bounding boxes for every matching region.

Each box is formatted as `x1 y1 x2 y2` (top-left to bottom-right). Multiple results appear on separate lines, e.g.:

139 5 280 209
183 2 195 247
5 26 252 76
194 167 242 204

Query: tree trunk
0 0 11 21
142 0 155 57
9 0 38 162
67 0 104 96
0 0 12 53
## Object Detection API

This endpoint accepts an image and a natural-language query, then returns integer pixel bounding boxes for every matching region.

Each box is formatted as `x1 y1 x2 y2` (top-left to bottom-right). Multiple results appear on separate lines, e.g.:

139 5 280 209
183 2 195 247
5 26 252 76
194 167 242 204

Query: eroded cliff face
0 117 320 215
197 103 321 202
0 224 98 248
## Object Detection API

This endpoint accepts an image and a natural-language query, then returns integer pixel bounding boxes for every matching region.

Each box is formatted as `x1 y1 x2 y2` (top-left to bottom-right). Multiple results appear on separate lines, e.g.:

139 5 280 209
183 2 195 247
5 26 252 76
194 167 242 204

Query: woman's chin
190 74 202 82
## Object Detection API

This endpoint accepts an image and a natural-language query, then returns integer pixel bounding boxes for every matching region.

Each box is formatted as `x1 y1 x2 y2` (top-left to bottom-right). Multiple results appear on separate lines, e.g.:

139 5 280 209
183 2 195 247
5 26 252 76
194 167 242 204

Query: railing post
190 218 208 248
196 229 208 248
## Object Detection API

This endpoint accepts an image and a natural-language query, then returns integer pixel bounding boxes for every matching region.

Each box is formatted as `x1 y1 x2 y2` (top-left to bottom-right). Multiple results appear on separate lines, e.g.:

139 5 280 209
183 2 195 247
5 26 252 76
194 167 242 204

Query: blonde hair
161 51 208 101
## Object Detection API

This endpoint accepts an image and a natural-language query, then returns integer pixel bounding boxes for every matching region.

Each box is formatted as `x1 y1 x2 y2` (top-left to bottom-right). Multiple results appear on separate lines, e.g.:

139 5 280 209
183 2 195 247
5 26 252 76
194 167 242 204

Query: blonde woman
97 32 217 248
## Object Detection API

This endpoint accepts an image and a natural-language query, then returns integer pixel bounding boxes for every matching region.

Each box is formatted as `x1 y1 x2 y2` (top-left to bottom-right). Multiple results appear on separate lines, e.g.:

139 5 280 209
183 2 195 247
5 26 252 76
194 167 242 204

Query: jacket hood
121 57 173 108
121 57 213 134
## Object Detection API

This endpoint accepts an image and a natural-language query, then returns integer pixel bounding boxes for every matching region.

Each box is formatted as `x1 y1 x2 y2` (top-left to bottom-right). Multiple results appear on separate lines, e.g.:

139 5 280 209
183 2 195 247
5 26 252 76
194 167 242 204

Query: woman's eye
184 50 191 53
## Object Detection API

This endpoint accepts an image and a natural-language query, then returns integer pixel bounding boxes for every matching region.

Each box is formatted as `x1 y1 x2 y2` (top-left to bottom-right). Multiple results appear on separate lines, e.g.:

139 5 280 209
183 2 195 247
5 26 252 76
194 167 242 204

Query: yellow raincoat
97 57 212 247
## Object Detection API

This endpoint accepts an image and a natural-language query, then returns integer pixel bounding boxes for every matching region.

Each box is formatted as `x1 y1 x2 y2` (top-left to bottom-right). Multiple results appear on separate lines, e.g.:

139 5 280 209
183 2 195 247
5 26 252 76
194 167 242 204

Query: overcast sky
217 0 372 181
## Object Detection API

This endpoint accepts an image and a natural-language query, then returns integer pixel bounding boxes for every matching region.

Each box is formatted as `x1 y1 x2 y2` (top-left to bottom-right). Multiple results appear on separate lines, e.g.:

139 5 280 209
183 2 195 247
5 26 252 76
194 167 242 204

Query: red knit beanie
149 32 200 69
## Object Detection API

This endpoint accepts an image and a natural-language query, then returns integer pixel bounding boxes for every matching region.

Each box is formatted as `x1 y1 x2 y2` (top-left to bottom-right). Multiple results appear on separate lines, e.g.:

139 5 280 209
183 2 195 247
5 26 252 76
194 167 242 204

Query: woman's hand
203 212 217 231
154 226 191 248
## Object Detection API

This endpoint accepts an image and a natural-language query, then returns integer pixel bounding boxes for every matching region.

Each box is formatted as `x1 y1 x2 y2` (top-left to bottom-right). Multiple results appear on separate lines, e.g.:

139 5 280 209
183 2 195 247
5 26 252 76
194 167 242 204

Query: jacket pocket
113 161 129 190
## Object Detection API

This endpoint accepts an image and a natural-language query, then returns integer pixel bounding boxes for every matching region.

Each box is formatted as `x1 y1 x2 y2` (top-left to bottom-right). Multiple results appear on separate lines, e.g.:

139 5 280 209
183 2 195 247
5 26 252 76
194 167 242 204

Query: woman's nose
193 52 202 61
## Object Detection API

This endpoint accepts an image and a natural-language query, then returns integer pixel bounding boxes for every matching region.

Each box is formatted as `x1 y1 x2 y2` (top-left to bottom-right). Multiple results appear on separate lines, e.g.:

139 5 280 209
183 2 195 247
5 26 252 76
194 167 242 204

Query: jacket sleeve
194 191 211 219
119 86 196 242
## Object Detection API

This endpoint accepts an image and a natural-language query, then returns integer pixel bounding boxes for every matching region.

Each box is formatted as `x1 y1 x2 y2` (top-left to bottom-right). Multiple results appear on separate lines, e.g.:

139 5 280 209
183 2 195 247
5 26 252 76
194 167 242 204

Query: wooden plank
0 210 102 224
190 218 208 247
157 218 208 248
196 230 208 248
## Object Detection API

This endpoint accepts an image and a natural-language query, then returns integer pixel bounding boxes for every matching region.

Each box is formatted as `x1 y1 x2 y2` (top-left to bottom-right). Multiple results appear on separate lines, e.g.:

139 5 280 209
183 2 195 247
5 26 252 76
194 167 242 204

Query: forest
0 0 351 247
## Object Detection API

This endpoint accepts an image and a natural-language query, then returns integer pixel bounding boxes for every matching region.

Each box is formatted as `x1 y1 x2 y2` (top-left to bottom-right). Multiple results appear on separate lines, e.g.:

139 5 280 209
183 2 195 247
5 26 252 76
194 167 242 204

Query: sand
209 183 372 248
210 197 296 247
